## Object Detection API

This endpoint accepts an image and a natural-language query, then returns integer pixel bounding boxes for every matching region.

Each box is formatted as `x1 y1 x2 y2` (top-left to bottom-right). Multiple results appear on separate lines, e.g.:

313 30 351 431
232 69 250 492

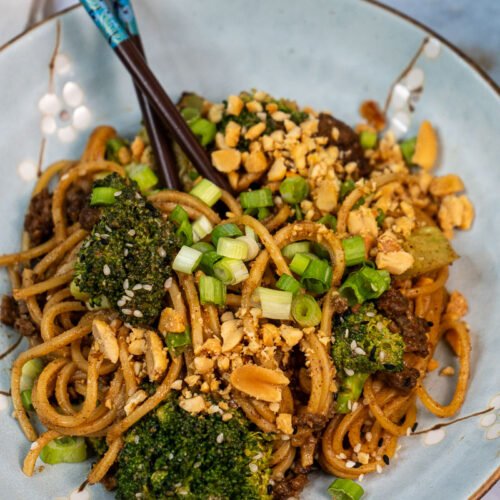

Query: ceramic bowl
0 1 499 498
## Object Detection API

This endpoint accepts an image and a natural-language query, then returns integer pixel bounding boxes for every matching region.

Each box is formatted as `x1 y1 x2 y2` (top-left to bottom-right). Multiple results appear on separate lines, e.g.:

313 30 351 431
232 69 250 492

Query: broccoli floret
74 174 179 325
116 397 273 500
332 303 405 375
87 436 108 457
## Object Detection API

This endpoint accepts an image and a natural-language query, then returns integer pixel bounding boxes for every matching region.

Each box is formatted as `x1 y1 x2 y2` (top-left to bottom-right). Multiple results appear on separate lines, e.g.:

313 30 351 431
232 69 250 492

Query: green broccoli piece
74 174 180 325
116 397 273 499
332 303 405 375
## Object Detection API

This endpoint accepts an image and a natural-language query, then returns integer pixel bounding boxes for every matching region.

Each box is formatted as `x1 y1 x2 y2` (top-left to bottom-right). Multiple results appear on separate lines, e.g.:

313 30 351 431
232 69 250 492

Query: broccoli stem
336 372 369 413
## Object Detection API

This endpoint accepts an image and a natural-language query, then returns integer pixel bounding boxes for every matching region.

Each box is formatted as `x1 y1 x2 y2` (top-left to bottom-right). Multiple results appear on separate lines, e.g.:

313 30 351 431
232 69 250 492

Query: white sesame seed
376 464 383 474
339 453 347 459
406 427 411 436
365 432 372 442
124 249 129 257
347 400 352 410
100 234 109 239
135 192 141 199
353 443 362 453
366 312 375 317
350 340 357 350
30 442 39 450
345 368 355 377
345 328 349 338
249 463 258 473
123 279 129 290
358 474 365 482
379 351 386 361
355 347 366 355
133 284 143 291
352 402 359 412
345 460 356 469
376 321 383 331
133 310 143 318
117 299 126 307
126 243 133 247
105 225 112 232
164 277 173 289
168 453 174 460
253 452 263 460
158 247 167 258
143 284 153 291
114 190 122 197
128 229 136 236
216 433 224 444
122 309 132 315
103 264 111 276
125 290 134 298
193 461 201 468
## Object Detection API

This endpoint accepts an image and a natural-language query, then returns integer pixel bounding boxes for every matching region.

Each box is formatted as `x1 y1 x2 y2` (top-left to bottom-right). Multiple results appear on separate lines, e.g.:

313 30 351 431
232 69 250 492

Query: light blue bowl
0 1 498 499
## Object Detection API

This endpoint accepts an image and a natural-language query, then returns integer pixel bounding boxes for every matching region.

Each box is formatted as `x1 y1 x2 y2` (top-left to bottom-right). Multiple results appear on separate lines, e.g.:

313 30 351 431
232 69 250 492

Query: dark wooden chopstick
111 0 181 190
80 0 233 193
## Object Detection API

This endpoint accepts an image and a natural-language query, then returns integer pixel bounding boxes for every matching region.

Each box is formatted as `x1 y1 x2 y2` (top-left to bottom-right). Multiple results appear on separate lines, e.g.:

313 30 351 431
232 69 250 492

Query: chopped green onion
311 242 330 260
340 179 356 201
199 251 223 276
211 223 243 246
190 178 222 207
126 164 159 193
85 295 111 311
342 235 366 266
213 258 249 285
192 215 213 242
291 294 322 327
90 186 117 206
257 287 292 320
359 130 377 150
172 246 203 274
328 478 365 500
376 208 386 227
290 253 313 276
239 188 274 209
168 205 189 226
189 118 217 146
217 237 249 260
181 107 201 125
339 265 390 305
318 214 337 231
282 241 311 259
199 276 226 306
176 219 193 246
258 207 271 220
279 176 309 204
353 196 365 210
245 226 258 241
166 327 192 356
276 274 302 295
191 242 215 254
400 136 417 164
21 389 33 411
180 93 204 111
301 259 333 293
70 280 90 301
336 373 370 414
236 236 260 261
40 436 87 465
21 358 44 383
105 137 128 162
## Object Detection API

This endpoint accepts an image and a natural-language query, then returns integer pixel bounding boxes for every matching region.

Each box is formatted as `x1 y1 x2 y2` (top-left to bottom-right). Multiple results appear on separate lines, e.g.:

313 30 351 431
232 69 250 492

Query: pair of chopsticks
80 0 232 193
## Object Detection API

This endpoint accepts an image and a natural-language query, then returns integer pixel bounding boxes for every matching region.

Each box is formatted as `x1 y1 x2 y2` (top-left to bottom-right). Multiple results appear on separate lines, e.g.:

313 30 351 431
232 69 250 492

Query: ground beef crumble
0 295 38 337
24 188 54 245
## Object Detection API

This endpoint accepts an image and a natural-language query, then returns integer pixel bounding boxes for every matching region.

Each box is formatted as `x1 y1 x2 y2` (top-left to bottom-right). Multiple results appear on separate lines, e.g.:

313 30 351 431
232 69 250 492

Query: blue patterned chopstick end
113 0 139 37
80 0 130 48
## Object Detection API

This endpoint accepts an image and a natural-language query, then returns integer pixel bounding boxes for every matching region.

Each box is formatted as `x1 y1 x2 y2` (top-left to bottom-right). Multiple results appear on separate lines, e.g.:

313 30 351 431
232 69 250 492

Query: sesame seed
347 400 352 410
376 464 383 474
123 279 129 290
411 422 418 432
114 190 122 197
383 454 390 465
345 328 349 338
133 310 143 318
158 247 167 258
100 234 109 239
164 277 173 289
350 340 357 350
216 433 224 444
125 290 134 298
345 460 356 469
143 284 153 291
406 427 411 436
128 229 136 236
366 312 375 317
124 249 129 257
253 452 263 460
379 351 386 361
122 309 132 315
126 243 133 247
117 299 126 307
353 443 362 453
354 347 366 355
352 402 359 412
345 368 355 377
358 474 365 482
193 461 201 468
103 264 111 276
339 453 347 459
105 225 112 232
249 463 258 473
133 284 143 291
168 453 174 459
365 432 372 442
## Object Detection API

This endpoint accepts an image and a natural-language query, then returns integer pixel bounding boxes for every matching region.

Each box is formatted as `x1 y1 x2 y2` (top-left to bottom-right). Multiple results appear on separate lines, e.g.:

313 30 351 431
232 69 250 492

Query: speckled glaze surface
0 1 499 499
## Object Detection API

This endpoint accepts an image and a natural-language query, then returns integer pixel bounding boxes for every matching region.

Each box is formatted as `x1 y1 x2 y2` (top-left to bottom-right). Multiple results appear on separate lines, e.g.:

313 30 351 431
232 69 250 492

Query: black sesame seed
267 484 273 494
378 437 384 447
353 462 362 469
383 454 390 465
412 422 419 432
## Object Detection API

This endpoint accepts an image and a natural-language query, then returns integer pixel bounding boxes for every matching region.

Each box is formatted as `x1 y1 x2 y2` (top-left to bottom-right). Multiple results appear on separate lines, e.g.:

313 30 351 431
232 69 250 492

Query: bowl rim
0 1 498 498
1 0 498 97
